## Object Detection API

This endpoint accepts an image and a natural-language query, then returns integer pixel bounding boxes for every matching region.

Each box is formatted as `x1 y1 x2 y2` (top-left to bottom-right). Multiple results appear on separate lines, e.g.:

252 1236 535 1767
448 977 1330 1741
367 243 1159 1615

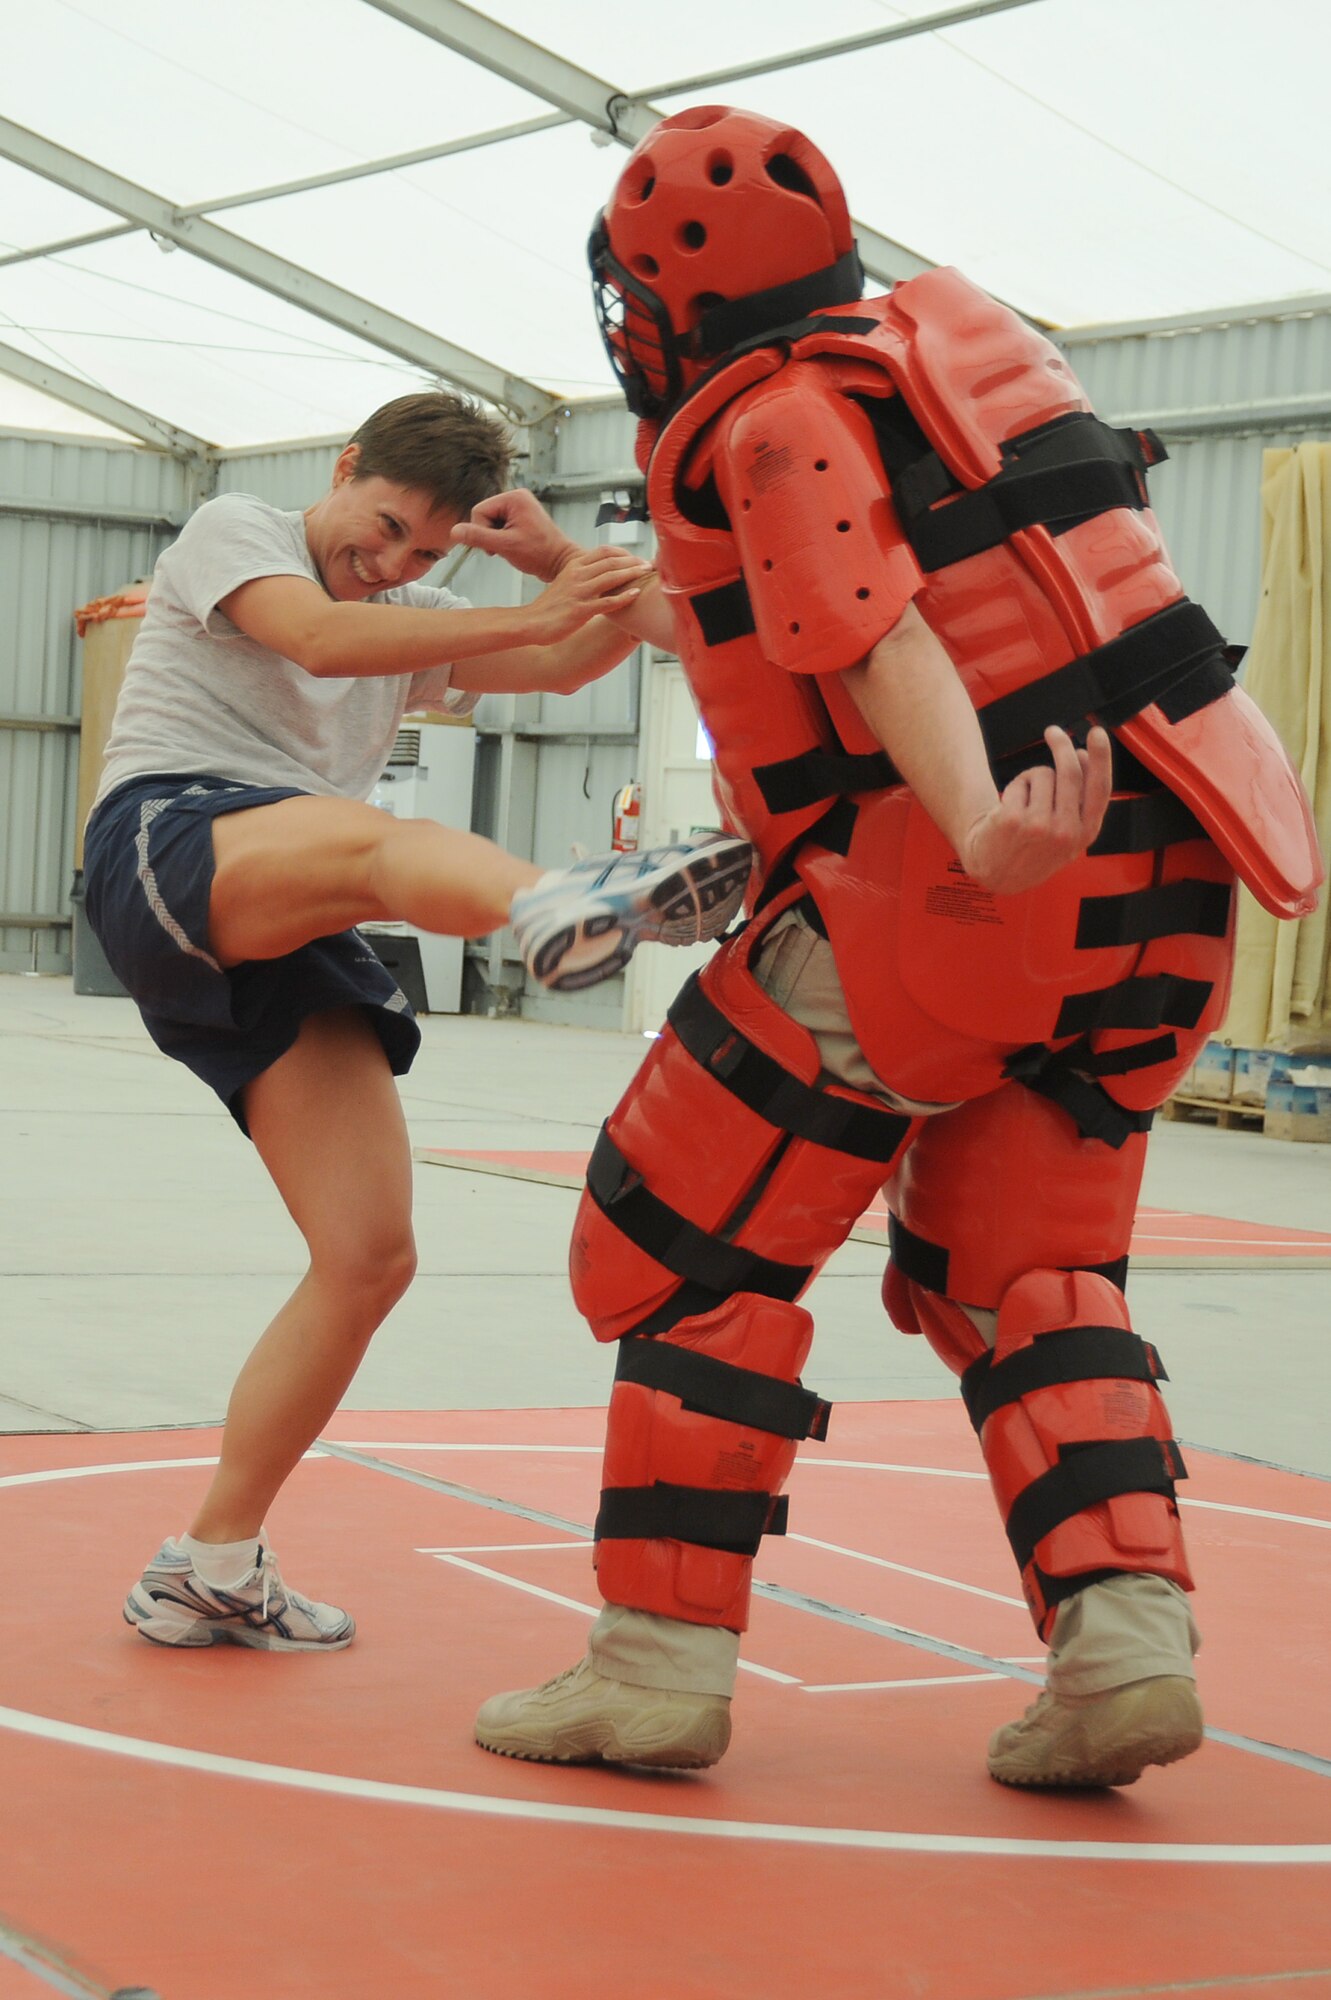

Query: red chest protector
646 268 1321 925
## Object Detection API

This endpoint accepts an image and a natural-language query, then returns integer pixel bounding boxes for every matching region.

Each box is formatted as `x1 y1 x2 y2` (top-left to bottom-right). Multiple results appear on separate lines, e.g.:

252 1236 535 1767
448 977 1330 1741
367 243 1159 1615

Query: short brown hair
347 391 512 516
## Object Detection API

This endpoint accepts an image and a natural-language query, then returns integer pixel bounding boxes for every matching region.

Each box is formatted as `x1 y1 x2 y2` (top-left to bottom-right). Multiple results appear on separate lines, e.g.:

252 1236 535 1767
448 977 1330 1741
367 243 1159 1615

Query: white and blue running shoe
511 831 753 993
124 1538 355 1651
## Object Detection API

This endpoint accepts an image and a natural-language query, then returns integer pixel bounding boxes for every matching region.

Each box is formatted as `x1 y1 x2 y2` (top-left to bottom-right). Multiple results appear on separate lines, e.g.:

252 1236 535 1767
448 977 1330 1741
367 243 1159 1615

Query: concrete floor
1 971 1328 1475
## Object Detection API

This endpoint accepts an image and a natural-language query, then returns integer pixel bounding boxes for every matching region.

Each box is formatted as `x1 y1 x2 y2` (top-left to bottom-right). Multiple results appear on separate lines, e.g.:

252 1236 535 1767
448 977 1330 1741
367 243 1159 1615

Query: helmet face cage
589 215 683 422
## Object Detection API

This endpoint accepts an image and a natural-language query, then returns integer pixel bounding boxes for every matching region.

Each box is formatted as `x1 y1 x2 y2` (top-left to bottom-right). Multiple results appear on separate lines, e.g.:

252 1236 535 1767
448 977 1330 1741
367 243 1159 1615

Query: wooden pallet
1162 1092 1266 1131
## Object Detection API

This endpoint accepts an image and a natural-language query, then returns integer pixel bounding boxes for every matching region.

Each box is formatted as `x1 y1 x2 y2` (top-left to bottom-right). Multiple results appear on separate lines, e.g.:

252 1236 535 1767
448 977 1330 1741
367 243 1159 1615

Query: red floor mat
2 1405 1328 1998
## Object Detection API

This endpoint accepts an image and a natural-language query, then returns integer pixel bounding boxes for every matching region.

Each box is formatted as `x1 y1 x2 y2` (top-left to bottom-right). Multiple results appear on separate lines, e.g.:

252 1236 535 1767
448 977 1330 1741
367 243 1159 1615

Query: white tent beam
647 0 1050 97
359 0 935 282
0 120 573 269
179 115 569 218
0 223 137 272
363 0 635 132
4 0 967 294
0 143 927 289
0 115 556 423
0 336 212 457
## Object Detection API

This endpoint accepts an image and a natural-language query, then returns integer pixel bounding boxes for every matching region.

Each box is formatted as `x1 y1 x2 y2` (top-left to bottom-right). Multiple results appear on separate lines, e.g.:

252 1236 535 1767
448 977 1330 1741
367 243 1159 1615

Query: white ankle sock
181 1532 261 1588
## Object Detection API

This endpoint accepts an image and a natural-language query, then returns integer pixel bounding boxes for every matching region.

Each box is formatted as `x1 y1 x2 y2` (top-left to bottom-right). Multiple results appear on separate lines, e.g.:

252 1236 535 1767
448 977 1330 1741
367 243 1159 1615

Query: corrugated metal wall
1062 304 1331 645
4 303 1327 987
0 432 195 972
213 442 341 510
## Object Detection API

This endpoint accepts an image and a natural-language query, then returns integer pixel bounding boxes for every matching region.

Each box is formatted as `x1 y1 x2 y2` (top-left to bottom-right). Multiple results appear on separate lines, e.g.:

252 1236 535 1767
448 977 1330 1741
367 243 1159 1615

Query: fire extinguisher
612 780 642 851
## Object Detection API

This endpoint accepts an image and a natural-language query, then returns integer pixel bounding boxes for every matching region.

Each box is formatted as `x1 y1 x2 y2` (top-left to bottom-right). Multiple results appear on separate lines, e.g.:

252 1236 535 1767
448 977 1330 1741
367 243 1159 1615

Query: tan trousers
589 907 1199 1700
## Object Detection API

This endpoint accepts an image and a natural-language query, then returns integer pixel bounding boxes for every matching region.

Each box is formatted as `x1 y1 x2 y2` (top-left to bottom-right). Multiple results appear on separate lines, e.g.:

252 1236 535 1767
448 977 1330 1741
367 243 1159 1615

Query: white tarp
1224 444 1331 1052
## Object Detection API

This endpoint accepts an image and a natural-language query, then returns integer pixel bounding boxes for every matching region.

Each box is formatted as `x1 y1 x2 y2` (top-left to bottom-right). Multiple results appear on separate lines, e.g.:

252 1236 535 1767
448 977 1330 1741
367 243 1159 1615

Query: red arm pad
714 373 922 677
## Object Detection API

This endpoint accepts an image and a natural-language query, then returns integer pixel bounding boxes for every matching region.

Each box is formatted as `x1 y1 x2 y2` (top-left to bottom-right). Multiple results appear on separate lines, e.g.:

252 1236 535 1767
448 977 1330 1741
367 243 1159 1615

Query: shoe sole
475 1710 731 1770
988 1680 1204 1789
529 839 752 994
124 1602 354 1653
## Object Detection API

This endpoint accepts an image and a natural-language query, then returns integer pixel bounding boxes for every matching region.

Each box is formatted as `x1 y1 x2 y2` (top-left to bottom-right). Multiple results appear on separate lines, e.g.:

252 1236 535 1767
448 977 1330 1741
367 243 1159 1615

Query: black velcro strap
586 1126 811 1302
1050 1074 1155 1147
625 1282 728 1339
752 605 1229 819
798 892 829 936
1088 791 1206 856
1156 653 1235 723
972 602 1232 758
1077 1033 1178 1078
667 972 911 1164
615 1336 831 1442
1031 1562 1132 1613
595 1483 789 1556
1083 1255 1130 1294
1003 1438 1187 1577
753 747 902 815
893 413 1160 572
690 579 756 647
1076 879 1232 949
749 804 857 922
811 799 860 858
1054 974 1212 1040
1003 1050 1156 1149
694 251 868 358
960 1327 1167 1435
887 1213 950 1294
991 732 1157 796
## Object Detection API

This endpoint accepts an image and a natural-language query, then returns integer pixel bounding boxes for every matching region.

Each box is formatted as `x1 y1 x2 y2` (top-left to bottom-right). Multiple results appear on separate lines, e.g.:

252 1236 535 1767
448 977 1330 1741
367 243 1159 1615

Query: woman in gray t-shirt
89 391 750 1652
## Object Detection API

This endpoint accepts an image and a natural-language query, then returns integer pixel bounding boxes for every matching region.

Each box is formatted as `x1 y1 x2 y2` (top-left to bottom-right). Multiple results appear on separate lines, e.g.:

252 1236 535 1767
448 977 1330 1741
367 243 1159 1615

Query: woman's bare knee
309 1233 418 1317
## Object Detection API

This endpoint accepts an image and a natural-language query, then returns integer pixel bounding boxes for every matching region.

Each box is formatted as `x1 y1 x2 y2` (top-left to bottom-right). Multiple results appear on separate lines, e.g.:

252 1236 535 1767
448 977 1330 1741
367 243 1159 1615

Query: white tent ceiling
1 0 1328 449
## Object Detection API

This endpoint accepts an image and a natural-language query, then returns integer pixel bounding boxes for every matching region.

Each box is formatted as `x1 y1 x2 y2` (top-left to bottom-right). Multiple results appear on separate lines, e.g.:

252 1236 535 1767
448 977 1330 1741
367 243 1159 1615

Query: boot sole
989 1680 1204 1789
475 1711 731 1770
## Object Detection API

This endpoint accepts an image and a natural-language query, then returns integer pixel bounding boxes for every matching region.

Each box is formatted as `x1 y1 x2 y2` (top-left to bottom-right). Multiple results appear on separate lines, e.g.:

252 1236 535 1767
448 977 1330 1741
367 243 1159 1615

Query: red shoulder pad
713 368 922 675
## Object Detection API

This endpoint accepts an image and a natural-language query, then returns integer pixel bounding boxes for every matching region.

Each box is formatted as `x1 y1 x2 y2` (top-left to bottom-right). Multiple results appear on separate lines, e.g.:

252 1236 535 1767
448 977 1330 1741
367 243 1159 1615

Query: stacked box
1264 1077 1331 1143
1232 1049 1286 1105
1190 1042 1235 1101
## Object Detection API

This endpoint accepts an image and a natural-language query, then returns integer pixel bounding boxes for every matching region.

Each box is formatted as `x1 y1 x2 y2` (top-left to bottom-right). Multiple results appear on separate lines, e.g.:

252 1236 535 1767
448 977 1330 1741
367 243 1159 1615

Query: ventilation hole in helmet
691 291 727 320
762 559 773 571
765 153 818 199
789 622 801 635
836 520 851 532
814 459 829 471
708 153 734 186
638 173 656 202
631 253 660 279
856 587 871 599
679 220 707 251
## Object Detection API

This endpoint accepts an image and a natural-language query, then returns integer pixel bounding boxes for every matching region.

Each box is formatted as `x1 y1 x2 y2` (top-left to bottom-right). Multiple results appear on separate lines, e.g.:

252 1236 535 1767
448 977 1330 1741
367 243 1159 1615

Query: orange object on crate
74 582 149 637
73 582 149 868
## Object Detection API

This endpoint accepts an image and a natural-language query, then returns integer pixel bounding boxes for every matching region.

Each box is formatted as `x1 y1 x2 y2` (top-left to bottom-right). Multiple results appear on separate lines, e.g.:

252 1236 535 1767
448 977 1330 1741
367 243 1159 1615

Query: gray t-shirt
94 491 478 810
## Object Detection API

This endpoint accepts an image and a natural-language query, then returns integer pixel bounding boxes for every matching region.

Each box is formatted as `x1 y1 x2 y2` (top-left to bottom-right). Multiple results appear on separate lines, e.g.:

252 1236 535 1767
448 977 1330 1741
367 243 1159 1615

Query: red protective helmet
590 105 862 421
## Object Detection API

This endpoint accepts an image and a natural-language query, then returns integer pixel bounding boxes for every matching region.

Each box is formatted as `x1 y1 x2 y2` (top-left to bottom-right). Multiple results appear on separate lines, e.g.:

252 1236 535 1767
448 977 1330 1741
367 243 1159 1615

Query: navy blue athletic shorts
83 773 422 1136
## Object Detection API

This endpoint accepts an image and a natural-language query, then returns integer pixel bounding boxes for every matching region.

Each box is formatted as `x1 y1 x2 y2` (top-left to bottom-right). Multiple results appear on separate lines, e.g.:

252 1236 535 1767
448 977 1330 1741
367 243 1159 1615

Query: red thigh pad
885 1081 1147 1314
571 935 916 1340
